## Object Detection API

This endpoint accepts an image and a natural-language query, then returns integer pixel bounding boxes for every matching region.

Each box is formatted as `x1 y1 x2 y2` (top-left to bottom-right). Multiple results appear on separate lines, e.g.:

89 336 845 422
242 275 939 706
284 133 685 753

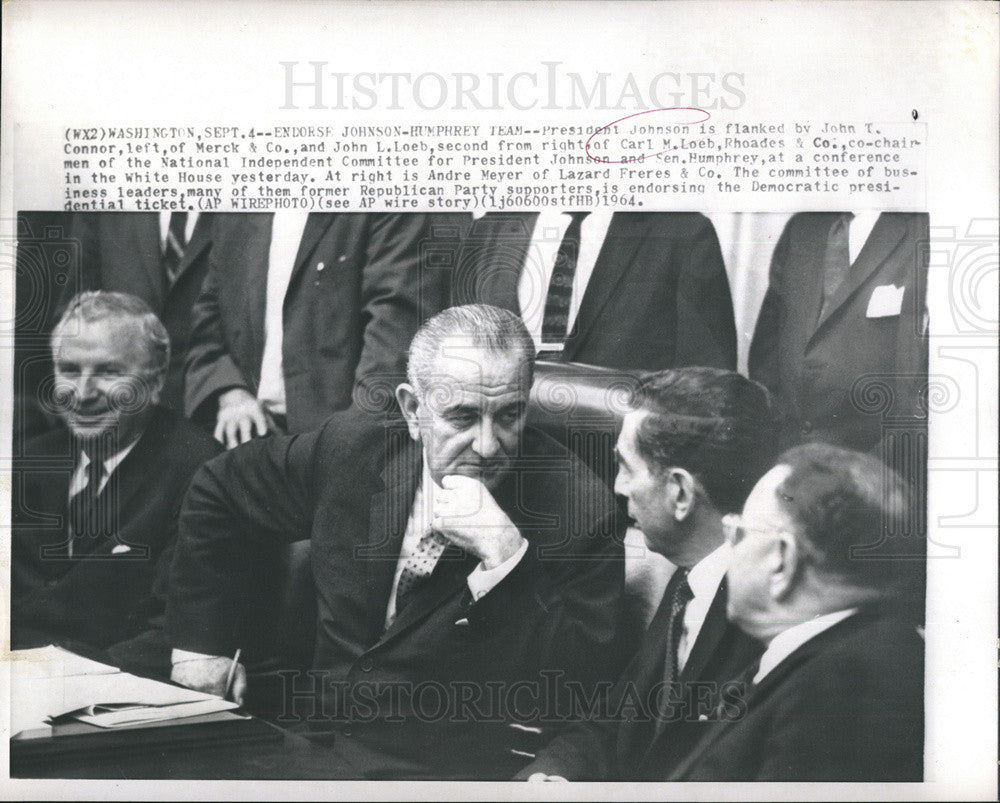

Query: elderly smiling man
166 304 627 779
12 291 220 668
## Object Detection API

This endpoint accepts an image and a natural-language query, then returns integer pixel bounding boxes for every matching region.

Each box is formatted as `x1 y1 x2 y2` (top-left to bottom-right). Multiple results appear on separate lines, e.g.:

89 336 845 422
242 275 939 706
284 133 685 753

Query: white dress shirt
676 544 730 673
173 453 528 666
753 608 858 685
256 212 311 415
157 211 199 253
67 439 140 557
518 211 615 353
847 211 881 266
68 440 139 498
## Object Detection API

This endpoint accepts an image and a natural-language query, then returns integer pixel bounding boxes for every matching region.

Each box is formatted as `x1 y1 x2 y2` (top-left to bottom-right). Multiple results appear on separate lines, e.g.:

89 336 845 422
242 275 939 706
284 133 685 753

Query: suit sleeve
166 427 323 655
64 213 102 311
748 221 792 392
351 214 458 411
462 464 628 762
183 254 249 422
513 643 649 780
673 216 738 370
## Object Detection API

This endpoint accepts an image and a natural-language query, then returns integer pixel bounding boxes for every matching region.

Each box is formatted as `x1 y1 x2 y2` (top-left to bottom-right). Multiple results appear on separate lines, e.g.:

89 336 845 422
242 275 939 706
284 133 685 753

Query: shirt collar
686 542 730 603
416 448 438 531
80 438 140 476
754 608 858 684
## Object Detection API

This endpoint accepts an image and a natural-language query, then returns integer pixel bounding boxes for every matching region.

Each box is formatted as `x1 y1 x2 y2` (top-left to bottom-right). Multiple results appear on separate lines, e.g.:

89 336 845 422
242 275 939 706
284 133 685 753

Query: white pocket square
111 544 132 555
866 284 905 318
454 618 470 626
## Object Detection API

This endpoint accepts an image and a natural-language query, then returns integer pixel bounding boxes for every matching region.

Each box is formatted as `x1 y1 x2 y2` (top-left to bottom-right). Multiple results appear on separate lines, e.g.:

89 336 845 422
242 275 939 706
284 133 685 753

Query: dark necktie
651 567 693 735
163 211 188 284
540 211 591 347
818 212 853 321
68 447 108 555
662 567 694 690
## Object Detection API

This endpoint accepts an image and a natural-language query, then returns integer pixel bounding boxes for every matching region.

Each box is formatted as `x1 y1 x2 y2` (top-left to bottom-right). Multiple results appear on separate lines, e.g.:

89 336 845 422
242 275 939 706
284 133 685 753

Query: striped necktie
540 211 591 347
163 211 188 284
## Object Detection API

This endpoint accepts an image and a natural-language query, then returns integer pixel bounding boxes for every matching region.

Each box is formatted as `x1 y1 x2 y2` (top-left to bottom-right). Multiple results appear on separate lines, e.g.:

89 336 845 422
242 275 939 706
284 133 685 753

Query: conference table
11 715 361 780
8 643 361 780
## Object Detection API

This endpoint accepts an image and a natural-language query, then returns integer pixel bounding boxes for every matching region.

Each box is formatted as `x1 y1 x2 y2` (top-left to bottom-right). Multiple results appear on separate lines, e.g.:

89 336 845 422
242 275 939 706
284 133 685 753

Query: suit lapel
27 436 74 571
677 579 730 684
132 215 167 306
286 214 335 301
377 460 522 644
784 214 835 353
473 213 537 314
615 590 676 761
379 544 476 641
812 213 905 337
363 435 422 642
635 580 733 766
564 213 646 360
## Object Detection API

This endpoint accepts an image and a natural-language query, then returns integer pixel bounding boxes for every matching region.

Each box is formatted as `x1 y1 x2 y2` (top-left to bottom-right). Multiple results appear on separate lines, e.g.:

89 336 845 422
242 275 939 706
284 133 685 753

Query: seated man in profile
671 442 924 781
521 367 774 781
11 291 221 671
166 304 627 779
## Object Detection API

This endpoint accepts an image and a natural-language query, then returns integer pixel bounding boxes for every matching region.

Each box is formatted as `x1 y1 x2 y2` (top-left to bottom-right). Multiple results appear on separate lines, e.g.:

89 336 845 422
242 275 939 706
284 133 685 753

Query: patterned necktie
394 529 450 617
819 212 853 321
662 567 694 691
163 211 188 284
541 211 591 347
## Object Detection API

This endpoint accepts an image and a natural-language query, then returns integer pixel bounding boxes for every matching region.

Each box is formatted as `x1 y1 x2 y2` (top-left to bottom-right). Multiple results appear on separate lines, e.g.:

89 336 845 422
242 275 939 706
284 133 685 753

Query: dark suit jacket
167 411 628 779
11 407 221 653
184 213 459 432
750 213 929 454
68 213 214 412
453 212 737 371
670 609 924 781
516 578 762 780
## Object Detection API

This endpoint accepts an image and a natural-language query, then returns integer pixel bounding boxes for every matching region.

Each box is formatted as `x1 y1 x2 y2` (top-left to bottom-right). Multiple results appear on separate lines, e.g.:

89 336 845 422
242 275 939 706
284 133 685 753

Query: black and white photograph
1 1 996 799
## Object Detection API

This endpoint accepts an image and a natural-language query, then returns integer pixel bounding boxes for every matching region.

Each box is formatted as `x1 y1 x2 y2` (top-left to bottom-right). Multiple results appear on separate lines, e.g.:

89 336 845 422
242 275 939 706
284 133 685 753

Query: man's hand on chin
432 474 525 570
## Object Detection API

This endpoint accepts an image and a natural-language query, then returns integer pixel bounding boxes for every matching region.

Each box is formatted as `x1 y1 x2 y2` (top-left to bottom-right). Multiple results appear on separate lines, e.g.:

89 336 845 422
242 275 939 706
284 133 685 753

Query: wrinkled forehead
52 315 153 367
419 345 530 412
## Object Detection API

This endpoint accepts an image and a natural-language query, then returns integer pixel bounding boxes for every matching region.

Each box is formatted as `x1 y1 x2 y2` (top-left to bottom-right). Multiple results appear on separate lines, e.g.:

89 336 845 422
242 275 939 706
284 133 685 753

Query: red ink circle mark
585 107 712 164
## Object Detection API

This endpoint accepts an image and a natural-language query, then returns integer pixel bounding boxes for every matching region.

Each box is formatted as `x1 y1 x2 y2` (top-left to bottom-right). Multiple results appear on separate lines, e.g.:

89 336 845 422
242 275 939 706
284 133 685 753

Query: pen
223 648 241 701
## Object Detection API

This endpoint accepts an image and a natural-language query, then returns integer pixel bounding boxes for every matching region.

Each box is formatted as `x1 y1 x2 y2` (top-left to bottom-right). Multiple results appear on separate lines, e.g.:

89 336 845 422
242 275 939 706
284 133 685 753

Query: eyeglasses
722 513 787 546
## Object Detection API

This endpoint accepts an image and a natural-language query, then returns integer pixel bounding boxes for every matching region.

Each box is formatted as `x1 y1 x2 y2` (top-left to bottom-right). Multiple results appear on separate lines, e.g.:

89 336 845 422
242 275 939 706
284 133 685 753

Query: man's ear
395 383 422 441
769 531 799 601
144 370 166 406
667 467 698 522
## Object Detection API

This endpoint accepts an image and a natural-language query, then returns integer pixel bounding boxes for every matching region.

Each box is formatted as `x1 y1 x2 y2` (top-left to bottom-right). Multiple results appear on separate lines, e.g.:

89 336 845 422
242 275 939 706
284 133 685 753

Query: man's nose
613 472 628 498
71 371 101 403
471 419 501 458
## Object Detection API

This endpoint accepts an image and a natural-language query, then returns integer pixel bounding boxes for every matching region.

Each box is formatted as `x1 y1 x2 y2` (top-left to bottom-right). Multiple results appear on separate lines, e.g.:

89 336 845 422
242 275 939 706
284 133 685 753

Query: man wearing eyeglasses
520 367 775 781
670 442 924 781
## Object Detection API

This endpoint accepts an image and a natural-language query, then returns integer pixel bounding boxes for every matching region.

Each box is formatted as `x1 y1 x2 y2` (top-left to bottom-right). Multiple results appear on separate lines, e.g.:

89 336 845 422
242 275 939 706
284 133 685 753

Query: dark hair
774 442 920 591
407 304 534 395
632 367 777 513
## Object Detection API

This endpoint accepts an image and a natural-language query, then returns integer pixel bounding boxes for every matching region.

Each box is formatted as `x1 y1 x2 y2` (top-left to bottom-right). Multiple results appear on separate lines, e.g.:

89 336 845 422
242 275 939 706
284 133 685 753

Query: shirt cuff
172 648 222 665
466 538 529 602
